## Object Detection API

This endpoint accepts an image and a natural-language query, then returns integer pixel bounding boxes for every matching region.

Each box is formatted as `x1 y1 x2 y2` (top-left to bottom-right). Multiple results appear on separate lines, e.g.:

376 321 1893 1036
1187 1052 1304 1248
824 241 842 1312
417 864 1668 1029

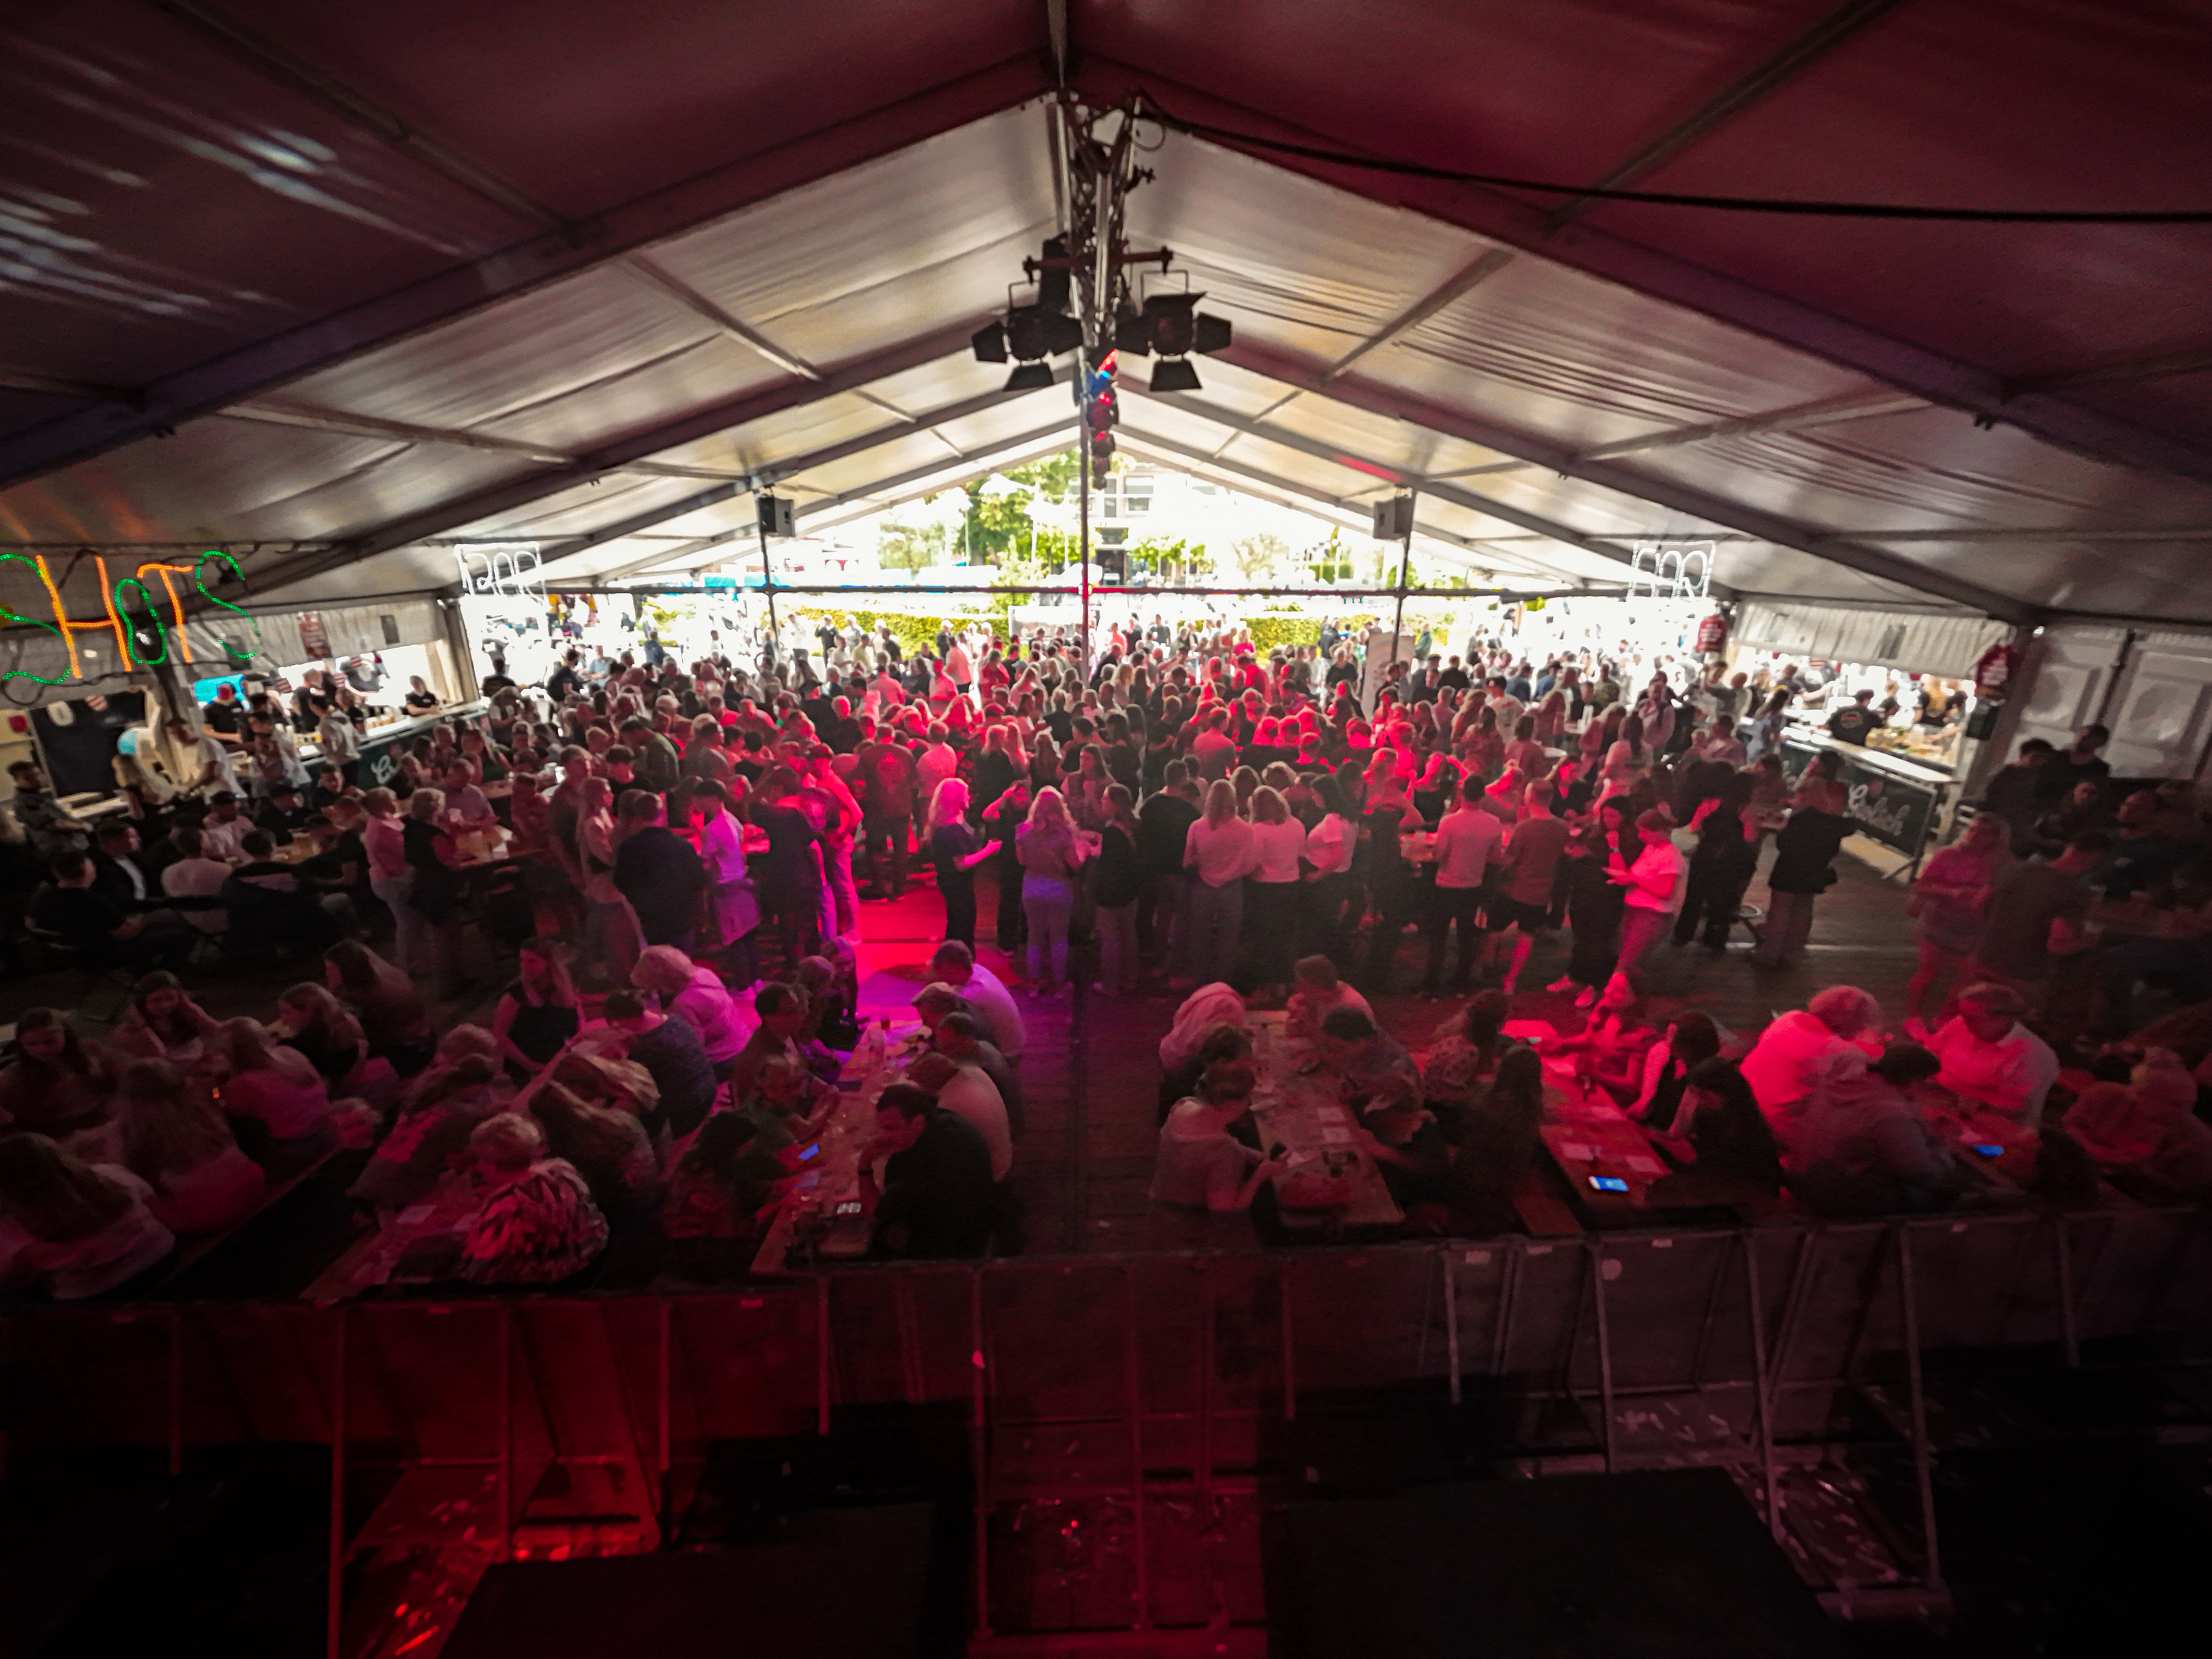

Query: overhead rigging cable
1138 99 2212 224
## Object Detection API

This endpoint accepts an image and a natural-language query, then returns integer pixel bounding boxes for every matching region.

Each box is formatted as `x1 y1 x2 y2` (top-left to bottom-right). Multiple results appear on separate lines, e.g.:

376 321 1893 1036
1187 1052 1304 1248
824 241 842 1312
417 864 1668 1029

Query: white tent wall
1728 599 2011 681
178 596 448 678
2008 623 2212 783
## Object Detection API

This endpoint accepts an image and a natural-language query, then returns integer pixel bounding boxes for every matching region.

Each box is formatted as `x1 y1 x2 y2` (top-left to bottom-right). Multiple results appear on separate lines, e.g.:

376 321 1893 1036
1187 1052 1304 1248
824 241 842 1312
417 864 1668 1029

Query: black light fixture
970 322 1009 363
1147 357 1202 394
1004 361 1059 391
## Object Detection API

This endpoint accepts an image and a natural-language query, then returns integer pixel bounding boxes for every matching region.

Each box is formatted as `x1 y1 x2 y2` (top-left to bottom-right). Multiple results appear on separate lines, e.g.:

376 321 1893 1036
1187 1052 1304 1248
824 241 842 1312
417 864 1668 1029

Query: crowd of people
3 605 2208 1293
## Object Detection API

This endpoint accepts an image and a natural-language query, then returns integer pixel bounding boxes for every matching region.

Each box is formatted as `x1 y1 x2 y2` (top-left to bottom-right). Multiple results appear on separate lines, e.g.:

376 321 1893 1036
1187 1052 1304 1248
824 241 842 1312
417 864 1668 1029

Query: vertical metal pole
1741 1233 1784 1541
1123 1267 1152 1633
2054 1216 2081 1370
1195 1258 1213 1503
497 1306 516 1562
656 1299 674 1538
166 1310 184 1477
326 1309 349 1659
1278 1260 1297 1422
969 1271 992 1640
756 508 779 663
1588 1243 1618 1473
1386 501 1413 678
1078 436 1092 678
1443 1253 1462 1408
1896 1228 1945 1590
816 1275 834 1436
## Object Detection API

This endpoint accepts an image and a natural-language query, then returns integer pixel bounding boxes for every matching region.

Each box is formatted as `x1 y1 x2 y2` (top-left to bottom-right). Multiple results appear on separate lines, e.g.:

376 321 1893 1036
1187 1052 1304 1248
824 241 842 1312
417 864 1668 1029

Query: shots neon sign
0 548 262 684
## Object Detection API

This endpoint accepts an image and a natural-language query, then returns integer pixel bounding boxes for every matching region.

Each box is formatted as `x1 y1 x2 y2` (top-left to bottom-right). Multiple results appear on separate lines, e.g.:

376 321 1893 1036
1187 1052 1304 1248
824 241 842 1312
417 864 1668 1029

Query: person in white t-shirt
1179 781 1256 988
1244 786 1307 993
1423 775 1503 997
909 1051 1011 1181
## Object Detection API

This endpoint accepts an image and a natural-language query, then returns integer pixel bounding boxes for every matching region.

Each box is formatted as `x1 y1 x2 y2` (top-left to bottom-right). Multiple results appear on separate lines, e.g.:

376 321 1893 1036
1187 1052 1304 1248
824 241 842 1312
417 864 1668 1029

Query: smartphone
797 1143 821 1162
831 1199 864 1218
1587 1176 1631 1193
1971 1143 2004 1158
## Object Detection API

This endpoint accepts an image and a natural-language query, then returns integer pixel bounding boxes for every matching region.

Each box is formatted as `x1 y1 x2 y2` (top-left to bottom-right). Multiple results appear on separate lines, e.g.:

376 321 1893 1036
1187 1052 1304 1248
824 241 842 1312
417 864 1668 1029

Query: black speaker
757 494 796 538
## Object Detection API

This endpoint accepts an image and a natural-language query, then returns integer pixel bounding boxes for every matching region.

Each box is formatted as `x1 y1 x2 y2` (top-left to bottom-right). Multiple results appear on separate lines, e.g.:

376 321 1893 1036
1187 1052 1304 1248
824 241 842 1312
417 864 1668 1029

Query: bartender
201 682 245 741
1826 688 1878 746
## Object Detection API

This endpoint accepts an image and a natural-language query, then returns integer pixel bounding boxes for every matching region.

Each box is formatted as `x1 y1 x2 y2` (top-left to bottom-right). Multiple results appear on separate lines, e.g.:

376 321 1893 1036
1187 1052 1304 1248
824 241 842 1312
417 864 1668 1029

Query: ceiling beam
0 366 137 404
781 423 1079 534
1076 59 2212 491
1113 427 1569 583
2006 348 2212 397
219 399 749 481
1211 339 2036 621
0 56 1043 490
1121 384 1654 579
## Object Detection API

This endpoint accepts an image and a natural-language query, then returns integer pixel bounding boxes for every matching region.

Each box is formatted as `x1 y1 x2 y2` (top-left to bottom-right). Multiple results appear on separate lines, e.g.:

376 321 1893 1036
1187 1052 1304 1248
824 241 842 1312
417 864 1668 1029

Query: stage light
1113 309 1152 356
971 322 1008 364
1005 361 1058 391
1148 358 1203 393
1141 292 1198 355
1036 236 1071 314
1192 314 1232 354
1005 305 1084 362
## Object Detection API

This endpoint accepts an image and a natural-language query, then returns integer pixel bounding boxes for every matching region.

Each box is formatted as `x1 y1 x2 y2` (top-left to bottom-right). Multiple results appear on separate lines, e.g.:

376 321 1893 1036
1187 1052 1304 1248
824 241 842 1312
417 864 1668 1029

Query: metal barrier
4 1208 2207 1645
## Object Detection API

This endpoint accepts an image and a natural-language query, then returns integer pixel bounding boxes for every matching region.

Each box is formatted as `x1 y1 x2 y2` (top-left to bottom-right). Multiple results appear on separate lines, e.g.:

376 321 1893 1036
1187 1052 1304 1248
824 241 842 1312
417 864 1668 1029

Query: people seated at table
1739 985 1883 1136
632 945 751 1072
0 1009 116 1138
1311 1006 1422 1101
325 940 437 1078
1446 1043 1548 1234
524 1053 661 1230
209 1017 335 1163
2064 1048 2212 1203
89 819 159 914
659 1112 785 1279
1149 1059 1283 1246
726 982 808 1102
161 827 234 935
1417 988 1513 1108
794 951 863 1056
1539 973 1658 1108
926 941 1025 1062
0 1132 174 1299
110 972 220 1067
491 938 583 1077
31 851 196 971
1786 1043 1964 1216
224 831 354 953
459 1113 609 1285
1284 954 1371 1043
274 983 370 1091
1624 1011 1723 1128
594 989 717 1143
929 1011 1021 1135
350 1049 504 1214
114 1058 267 1235
734 1054 836 1153
1923 983 2060 1128
1353 1071 1456 1223
1641 1055 1784 1201
866 1080 998 1259
906 1050 1012 1181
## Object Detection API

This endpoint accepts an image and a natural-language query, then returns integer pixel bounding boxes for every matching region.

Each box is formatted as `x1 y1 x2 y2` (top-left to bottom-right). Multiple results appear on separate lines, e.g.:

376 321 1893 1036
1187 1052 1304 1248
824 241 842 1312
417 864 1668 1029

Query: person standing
1178 780 1256 990
1751 782 1853 969
1243 786 1307 996
692 780 760 988
1608 808 1683 980
1551 805 1636 1008
856 733 916 900
1016 786 1089 997
1672 773 1760 951
1903 813 2008 1038
924 779 1000 954
1091 784 1143 996
1486 782 1570 996
1420 774 1502 999
1968 834 2103 1013
751 764 826 966
612 789 709 952
1136 761 1201 967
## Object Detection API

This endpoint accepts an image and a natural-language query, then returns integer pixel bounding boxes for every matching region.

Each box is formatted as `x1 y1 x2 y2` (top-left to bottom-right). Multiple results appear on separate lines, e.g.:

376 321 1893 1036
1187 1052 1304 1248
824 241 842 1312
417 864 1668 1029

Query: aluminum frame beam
0 56 1042 488
1077 59 2212 492
1208 340 2036 621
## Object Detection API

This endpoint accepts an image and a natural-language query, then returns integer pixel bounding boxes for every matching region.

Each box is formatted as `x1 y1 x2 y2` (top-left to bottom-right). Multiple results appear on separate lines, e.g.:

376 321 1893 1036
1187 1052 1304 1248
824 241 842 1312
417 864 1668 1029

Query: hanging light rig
968 96 1236 665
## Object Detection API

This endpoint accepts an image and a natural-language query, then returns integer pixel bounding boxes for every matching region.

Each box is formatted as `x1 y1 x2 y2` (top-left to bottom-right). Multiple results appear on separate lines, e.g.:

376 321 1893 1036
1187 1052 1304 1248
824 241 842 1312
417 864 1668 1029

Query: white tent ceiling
4 2 2211 630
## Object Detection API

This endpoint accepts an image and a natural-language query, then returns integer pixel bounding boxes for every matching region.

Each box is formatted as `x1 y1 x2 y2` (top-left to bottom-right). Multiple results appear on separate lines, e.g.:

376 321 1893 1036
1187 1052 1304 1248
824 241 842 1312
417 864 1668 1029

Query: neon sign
453 543 545 600
1628 541 1714 602
0 549 262 684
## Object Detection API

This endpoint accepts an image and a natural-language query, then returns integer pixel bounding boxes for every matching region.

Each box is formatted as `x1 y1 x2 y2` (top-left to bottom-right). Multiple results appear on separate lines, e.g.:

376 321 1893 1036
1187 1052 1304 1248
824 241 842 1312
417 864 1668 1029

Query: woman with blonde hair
1243 785 1306 996
926 778 1002 954
116 1058 266 1234
210 1016 334 1159
1016 785 1088 996
274 981 368 1089
1178 778 1256 988
575 774 641 978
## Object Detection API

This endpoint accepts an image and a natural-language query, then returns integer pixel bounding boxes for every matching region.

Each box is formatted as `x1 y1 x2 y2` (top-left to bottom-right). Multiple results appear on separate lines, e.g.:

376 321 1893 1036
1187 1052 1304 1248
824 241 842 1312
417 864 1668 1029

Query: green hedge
1246 613 1376 655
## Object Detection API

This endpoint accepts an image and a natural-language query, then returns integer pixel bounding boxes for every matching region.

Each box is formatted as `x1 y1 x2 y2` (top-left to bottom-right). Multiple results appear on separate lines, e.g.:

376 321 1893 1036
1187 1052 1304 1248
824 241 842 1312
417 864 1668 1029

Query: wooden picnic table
302 1174 484 1305
1243 1011 1404 1232
749 1017 926 1275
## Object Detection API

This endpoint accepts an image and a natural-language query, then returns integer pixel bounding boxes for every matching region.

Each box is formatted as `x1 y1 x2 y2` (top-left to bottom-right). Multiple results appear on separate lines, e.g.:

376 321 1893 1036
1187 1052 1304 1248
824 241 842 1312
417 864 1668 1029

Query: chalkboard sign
30 691 148 797
1778 738 1945 860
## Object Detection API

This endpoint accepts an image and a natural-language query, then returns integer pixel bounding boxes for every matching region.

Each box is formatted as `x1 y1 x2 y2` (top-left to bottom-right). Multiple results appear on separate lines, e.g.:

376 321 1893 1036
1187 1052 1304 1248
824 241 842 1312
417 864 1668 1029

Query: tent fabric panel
1122 136 1490 355
216 0 1041 221
281 263 736 436
639 392 926 483
0 416 533 544
1730 598 2009 678
0 1 530 391
2066 371 2212 458
1708 544 1960 612
644 108 1056 337
1391 253 1887 448
181 594 444 671
451 471 735 542
1577 0 2212 390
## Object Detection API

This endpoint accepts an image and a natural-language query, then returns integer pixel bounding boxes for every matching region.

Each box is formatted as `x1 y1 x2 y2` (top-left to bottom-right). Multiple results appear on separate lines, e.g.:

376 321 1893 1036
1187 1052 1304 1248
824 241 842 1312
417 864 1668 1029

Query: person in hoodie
1788 1043 1968 1216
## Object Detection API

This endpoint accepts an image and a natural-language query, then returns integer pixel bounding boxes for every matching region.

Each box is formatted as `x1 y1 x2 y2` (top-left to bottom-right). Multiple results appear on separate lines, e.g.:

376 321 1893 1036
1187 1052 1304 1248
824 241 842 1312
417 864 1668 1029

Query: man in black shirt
254 782 315 838
865 1081 997 1259
31 852 194 968
202 683 244 736
1137 761 1203 962
89 821 156 914
1826 689 1878 746
612 788 709 950
2033 723 2113 810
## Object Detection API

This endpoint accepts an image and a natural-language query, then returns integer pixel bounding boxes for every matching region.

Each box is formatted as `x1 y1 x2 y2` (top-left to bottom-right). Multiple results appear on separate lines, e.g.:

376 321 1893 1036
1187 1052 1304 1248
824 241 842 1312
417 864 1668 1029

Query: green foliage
876 517 946 574
1307 526 1356 584
1004 452 1081 501
789 608 955 658
1229 531 1290 585
1246 613 1377 656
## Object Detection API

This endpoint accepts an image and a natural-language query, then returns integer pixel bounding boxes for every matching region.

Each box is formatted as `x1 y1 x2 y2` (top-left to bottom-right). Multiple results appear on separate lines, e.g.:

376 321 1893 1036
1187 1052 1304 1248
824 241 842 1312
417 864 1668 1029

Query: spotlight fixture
1004 361 1059 391
970 321 1009 363
1004 304 1084 362
1147 357 1203 394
